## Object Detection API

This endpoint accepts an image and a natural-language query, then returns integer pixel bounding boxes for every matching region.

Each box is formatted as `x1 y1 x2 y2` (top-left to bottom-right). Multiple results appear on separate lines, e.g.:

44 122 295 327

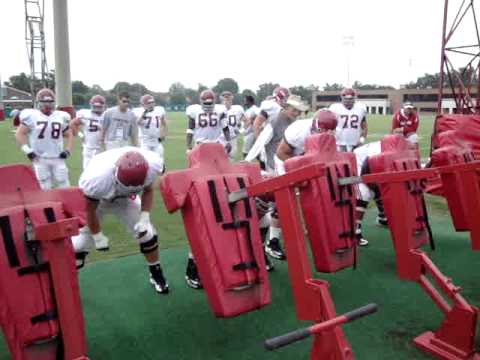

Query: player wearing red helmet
72 147 169 294
134 94 168 162
71 94 106 169
15 88 73 189
253 86 290 138
275 109 338 174
185 89 231 154
329 88 368 152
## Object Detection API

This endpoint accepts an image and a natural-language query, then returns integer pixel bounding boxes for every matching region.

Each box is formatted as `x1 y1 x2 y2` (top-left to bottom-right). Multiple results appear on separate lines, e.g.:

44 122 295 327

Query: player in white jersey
219 91 245 160
15 88 73 190
253 86 289 138
71 95 105 170
71 147 169 294
242 95 259 157
329 88 368 152
134 94 168 161
186 89 231 153
275 110 338 174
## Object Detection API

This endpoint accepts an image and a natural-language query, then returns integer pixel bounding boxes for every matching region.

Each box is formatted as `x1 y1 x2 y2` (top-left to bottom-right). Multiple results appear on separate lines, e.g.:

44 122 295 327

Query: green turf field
1 112 479 359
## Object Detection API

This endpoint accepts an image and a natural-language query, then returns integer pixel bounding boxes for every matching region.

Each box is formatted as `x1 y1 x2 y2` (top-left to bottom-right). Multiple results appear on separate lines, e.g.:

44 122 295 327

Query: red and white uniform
71 147 164 253
243 105 260 154
76 109 104 169
133 106 166 158
186 104 227 144
353 141 382 201
20 108 71 189
220 104 245 160
259 99 282 124
329 102 367 151
283 118 315 156
392 109 419 143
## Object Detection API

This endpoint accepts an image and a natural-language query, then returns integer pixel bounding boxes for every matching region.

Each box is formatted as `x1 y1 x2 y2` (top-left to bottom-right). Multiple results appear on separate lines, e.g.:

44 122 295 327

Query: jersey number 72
341 114 359 129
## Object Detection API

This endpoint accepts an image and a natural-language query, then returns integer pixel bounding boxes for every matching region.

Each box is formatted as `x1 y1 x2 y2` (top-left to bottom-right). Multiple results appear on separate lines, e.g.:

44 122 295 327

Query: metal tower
24 0 49 102
438 0 480 114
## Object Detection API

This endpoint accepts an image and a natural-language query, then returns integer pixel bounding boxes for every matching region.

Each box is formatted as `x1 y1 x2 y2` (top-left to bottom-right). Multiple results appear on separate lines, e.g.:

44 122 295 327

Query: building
0 86 33 114
312 88 469 115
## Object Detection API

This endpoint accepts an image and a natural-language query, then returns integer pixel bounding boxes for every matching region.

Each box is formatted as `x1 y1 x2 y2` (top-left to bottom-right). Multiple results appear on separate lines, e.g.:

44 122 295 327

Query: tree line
4 69 475 108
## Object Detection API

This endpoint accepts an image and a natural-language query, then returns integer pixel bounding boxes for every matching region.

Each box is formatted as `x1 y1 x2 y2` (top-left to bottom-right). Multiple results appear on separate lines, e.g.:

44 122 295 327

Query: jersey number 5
198 113 218 127
38 121 62 139
341 114 359 129
88 119 100 132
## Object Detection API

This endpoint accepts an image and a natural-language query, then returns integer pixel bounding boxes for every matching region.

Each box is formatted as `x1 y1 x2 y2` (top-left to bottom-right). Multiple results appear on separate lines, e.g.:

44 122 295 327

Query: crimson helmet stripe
312 110 337 132
140 94 155 106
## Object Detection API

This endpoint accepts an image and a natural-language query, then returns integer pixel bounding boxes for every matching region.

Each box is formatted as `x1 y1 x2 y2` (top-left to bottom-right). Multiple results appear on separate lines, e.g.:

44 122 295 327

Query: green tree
168 82 187 107
72 93 88 106
72 80 89 94
323 83 344 91
256 83 279 101
185 88 199 105
213 78 239 95
8 73 31 93
289 85 319 103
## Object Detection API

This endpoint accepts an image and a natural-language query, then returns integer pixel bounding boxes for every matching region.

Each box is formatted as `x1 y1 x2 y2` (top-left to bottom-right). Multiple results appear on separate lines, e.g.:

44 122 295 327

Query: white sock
269 226 281 242
148 260 160 267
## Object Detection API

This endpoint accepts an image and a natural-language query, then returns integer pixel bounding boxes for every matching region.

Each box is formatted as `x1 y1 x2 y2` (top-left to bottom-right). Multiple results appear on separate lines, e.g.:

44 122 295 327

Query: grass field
2 112 479 360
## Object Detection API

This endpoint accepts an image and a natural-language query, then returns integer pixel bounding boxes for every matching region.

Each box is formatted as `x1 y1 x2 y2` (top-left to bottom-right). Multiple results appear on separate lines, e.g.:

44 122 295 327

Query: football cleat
149 265 169 295
265 238 286 260
376 216 389 227
185 258 203 289
356 234 369 247
264 252 275 272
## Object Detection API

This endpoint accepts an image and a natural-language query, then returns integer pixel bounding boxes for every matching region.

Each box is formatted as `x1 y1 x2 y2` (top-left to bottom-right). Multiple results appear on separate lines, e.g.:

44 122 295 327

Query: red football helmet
36 88 55 114
312 110 337 133
273 86 290 106
89 95 106 114
200 89 216 111
341 88 356 109
115 151 149 192
140 94 155 111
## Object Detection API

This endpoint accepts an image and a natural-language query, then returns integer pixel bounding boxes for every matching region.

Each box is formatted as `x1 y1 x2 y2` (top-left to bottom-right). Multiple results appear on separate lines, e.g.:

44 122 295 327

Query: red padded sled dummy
367 135 430 250
0 164 88 360
284 133 357 273
160 143 271 318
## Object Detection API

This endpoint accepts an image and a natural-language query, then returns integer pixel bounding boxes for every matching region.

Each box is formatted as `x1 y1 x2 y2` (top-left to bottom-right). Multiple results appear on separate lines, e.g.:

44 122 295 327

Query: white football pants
33 158 70 190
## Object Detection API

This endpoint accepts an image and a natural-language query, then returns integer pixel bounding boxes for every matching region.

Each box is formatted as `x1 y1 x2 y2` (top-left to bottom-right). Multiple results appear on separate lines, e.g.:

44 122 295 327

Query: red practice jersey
391 109 419 136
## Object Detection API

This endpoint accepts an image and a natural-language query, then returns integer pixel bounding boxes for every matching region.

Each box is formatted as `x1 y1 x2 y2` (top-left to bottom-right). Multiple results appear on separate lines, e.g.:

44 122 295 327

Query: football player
253 86 290 138
275 109 338 174
261 95 309 261
219 91 245 160
134 94 168 160
329 88 368 152
70 95 106 170
101 92 139 150
72 148 169 294
15 88 73 190
391 102 419 146
186 89 231 153
242 95 259 158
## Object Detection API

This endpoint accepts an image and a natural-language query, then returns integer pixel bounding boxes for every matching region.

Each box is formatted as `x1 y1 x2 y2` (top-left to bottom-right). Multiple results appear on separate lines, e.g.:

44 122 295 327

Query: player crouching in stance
135 94 168 160
15 88 73 190
72 148 169 294
70 95 106 170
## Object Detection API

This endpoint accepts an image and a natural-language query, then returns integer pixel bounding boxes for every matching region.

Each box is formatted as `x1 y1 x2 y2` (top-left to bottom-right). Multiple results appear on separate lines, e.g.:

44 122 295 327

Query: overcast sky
0 0 476 92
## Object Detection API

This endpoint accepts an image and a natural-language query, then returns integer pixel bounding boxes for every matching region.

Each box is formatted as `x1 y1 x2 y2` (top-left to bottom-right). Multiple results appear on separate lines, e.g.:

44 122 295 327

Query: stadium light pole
342 36 355 87
52 0 74 116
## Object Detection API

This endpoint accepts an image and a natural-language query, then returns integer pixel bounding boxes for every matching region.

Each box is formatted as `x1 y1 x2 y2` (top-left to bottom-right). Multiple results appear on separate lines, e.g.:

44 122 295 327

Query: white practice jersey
243 105 260 135
259 99 281 123
329 102 367 146
133 106 166 146
284 118 314 156
79 146 164 201
186 104 227 144
76 109 103 149
353 141 381 175
20 109 71 158
222 105 244 141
